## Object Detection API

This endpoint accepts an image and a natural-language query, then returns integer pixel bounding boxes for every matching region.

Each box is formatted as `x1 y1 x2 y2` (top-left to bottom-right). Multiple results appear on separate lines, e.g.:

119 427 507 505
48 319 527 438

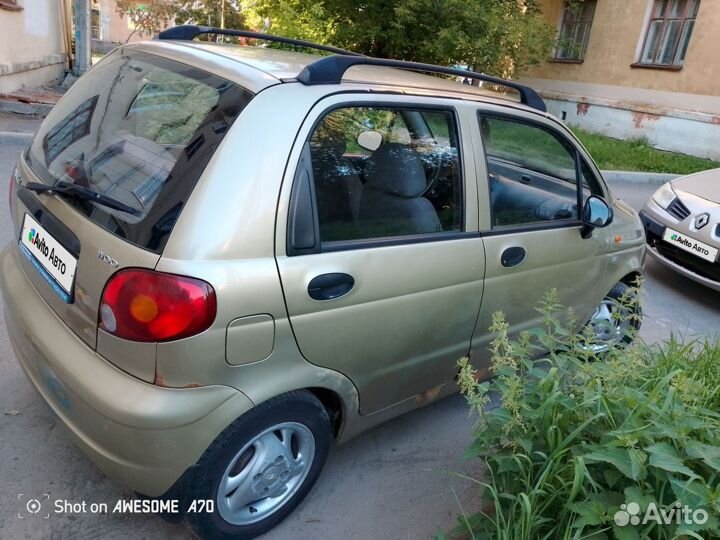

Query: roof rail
157 25 363 57
297 55 547 112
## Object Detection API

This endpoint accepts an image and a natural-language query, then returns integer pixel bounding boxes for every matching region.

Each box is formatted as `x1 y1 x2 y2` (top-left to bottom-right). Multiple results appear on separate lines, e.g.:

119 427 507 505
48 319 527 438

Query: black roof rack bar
297 55 547 112
157 25 364 57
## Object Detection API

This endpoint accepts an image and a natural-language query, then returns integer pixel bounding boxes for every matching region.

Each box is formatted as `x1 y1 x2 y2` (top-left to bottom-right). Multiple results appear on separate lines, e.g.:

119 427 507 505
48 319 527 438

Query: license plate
19 214 78 301
662 227 719 263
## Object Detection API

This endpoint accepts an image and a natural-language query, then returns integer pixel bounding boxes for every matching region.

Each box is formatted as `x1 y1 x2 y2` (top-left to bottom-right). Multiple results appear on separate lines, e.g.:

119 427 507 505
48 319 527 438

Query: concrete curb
0 99 53 117
601 170 679 186
0 130 34 142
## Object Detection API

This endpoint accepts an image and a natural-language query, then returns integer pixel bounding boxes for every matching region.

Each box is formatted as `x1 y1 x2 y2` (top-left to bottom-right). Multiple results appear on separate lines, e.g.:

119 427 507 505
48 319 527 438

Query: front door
468 110 612 369
276 98 485 414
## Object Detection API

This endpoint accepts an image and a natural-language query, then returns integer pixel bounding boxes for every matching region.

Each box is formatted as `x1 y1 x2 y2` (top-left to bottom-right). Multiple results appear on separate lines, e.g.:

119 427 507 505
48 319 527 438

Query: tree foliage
173 0 245 31
241 0 555 77
115 0 177 40
115 0 245 41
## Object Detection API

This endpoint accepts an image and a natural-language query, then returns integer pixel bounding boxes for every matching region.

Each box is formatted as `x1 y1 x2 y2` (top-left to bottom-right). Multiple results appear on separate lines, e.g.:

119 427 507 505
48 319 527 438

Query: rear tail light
99 269 216 342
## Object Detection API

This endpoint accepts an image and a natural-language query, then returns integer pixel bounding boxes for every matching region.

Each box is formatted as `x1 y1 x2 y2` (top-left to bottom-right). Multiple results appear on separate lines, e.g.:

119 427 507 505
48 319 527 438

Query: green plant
572 128 720 175
455 290 720 540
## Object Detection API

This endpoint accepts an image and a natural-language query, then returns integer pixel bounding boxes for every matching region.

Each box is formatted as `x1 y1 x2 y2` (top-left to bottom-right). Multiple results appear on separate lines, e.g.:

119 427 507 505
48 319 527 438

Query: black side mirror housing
581 195 613 239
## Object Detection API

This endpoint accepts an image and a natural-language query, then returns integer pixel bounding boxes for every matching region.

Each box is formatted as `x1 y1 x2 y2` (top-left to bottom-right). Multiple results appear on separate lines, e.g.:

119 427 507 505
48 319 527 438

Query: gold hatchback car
1 26 645 539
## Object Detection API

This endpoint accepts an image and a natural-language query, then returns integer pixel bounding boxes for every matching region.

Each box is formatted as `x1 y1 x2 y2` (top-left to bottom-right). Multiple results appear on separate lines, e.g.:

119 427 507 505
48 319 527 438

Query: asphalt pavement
0 124 718 540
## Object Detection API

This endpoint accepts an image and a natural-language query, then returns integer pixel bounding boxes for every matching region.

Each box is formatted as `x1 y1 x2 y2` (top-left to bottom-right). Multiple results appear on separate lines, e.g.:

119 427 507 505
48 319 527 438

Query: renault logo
694 213 710 230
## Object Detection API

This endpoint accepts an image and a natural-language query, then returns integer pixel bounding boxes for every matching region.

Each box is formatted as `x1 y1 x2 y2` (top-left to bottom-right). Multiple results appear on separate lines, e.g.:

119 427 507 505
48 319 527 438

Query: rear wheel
583 282 641 353
185 391 331 540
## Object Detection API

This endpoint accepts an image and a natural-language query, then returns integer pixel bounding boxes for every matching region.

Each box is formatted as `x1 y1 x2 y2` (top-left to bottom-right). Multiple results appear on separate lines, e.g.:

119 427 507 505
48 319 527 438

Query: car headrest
363 143 427 198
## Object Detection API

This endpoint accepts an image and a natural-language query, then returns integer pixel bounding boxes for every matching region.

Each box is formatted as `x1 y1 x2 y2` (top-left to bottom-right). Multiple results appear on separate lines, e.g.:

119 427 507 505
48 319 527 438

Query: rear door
276 96 485 414
468 108 612 368
11 48 251 378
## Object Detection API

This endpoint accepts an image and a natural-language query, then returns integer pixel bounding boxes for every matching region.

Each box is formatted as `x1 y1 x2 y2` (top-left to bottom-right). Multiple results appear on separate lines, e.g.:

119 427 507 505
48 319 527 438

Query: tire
184 390 331 540
583 281 641 353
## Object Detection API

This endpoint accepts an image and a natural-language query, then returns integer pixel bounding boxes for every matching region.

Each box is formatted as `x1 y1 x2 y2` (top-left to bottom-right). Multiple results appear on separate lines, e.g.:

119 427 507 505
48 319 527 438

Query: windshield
26 49 253 253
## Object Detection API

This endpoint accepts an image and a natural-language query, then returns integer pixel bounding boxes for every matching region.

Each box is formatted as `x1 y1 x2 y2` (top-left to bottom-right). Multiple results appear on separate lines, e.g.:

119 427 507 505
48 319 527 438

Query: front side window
307 106 463 243
479 115 596 228
640 0 700 67
555 0 597 61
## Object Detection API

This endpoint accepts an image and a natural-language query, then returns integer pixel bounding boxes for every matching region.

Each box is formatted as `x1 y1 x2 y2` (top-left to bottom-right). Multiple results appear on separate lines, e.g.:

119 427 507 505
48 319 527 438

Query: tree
241 0 555 78
115 0 245 41
174 0 245 30
115 0 177 41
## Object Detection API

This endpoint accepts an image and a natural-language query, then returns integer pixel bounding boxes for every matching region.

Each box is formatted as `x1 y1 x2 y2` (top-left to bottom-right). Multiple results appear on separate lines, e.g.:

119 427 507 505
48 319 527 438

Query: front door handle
501 247 526 268
308 273 355 300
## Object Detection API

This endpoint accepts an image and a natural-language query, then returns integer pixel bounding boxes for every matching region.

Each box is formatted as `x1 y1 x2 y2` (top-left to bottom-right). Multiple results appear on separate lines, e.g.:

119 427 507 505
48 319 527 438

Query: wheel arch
306 387 345 439
620 271 643 288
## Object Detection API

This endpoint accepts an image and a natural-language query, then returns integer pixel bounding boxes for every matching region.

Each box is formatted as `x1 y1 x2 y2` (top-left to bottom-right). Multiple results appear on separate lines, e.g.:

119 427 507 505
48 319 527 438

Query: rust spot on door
416 384 443 405
153 372 201 388
473 366 492 382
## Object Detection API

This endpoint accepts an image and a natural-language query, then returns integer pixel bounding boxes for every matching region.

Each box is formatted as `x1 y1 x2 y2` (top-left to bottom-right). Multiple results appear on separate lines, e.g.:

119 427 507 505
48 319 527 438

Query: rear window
26 49 253 253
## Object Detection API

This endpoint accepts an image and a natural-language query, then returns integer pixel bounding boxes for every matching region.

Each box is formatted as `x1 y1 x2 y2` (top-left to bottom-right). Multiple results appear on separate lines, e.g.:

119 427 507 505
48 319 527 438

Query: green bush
454 290 720 540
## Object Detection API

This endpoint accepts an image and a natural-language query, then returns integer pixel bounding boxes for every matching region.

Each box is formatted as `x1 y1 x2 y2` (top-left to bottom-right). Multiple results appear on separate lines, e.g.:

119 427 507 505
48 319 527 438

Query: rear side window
26 49 253 253
307 106 463 243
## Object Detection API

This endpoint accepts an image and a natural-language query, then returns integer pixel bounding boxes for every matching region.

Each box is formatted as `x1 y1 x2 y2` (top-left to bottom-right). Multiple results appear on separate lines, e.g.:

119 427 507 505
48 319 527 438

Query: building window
91 8 101 40
639 0 700 67
555 0 597 61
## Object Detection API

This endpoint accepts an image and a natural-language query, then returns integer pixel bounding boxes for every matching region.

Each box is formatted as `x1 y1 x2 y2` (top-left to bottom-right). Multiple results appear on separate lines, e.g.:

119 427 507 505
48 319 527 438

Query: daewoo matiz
1 25 645 539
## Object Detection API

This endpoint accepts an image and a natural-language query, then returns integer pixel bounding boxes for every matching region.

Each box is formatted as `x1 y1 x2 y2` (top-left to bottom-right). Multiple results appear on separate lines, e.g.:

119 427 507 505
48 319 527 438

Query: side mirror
581 195 613 239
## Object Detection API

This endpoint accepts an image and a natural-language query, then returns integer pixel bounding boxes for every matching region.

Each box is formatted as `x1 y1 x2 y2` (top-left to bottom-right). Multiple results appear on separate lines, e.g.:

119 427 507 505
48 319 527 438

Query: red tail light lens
99 269 216 342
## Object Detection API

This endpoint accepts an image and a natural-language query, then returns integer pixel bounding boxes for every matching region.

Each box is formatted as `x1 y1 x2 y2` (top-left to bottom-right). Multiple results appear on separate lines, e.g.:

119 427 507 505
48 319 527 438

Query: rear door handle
308 273 355 300
501 247 526 268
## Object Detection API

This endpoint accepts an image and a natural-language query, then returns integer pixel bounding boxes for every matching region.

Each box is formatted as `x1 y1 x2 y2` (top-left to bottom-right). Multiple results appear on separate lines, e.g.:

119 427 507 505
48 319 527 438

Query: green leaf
612 525 640 540
646 442 698 478
623 486 655 512
627 448 648 481
669 476 711 508
685 440 720 473
569 500 606 526
585 447 643 481
603 468 622 488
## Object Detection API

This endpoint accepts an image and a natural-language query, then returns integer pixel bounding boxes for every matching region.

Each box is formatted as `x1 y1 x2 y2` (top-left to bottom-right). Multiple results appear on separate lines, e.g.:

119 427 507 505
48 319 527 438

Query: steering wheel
420 146 446 198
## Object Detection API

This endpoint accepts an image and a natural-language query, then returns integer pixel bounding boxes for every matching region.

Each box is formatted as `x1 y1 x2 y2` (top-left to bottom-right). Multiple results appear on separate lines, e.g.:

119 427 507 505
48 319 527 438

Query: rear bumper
639 208 720 292
0 244 254 496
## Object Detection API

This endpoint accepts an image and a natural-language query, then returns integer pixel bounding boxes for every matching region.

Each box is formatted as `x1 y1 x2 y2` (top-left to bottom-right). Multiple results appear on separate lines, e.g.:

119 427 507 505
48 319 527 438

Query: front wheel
185 391 331 540
583 281 641 353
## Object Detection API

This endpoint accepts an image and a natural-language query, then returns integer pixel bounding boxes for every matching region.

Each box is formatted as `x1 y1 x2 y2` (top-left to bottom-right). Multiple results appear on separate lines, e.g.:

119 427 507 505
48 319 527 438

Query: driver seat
359 143 441 236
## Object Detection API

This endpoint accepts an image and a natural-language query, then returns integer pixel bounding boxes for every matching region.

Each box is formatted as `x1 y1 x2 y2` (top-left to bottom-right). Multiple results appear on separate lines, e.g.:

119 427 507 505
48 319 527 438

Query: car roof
131 40 543 115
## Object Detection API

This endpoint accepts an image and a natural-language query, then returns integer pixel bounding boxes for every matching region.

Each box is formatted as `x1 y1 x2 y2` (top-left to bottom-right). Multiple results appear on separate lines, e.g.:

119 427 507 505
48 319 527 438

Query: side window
479 115 593 228
307 106 463 243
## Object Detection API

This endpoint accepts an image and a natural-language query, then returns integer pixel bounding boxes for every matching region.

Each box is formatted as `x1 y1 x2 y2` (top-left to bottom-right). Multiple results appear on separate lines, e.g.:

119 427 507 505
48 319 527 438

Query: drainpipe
73 0 91 75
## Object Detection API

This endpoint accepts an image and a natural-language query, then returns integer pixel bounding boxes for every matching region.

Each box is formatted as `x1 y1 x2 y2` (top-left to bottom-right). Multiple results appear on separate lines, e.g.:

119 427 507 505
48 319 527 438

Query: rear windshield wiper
24 181 141 216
